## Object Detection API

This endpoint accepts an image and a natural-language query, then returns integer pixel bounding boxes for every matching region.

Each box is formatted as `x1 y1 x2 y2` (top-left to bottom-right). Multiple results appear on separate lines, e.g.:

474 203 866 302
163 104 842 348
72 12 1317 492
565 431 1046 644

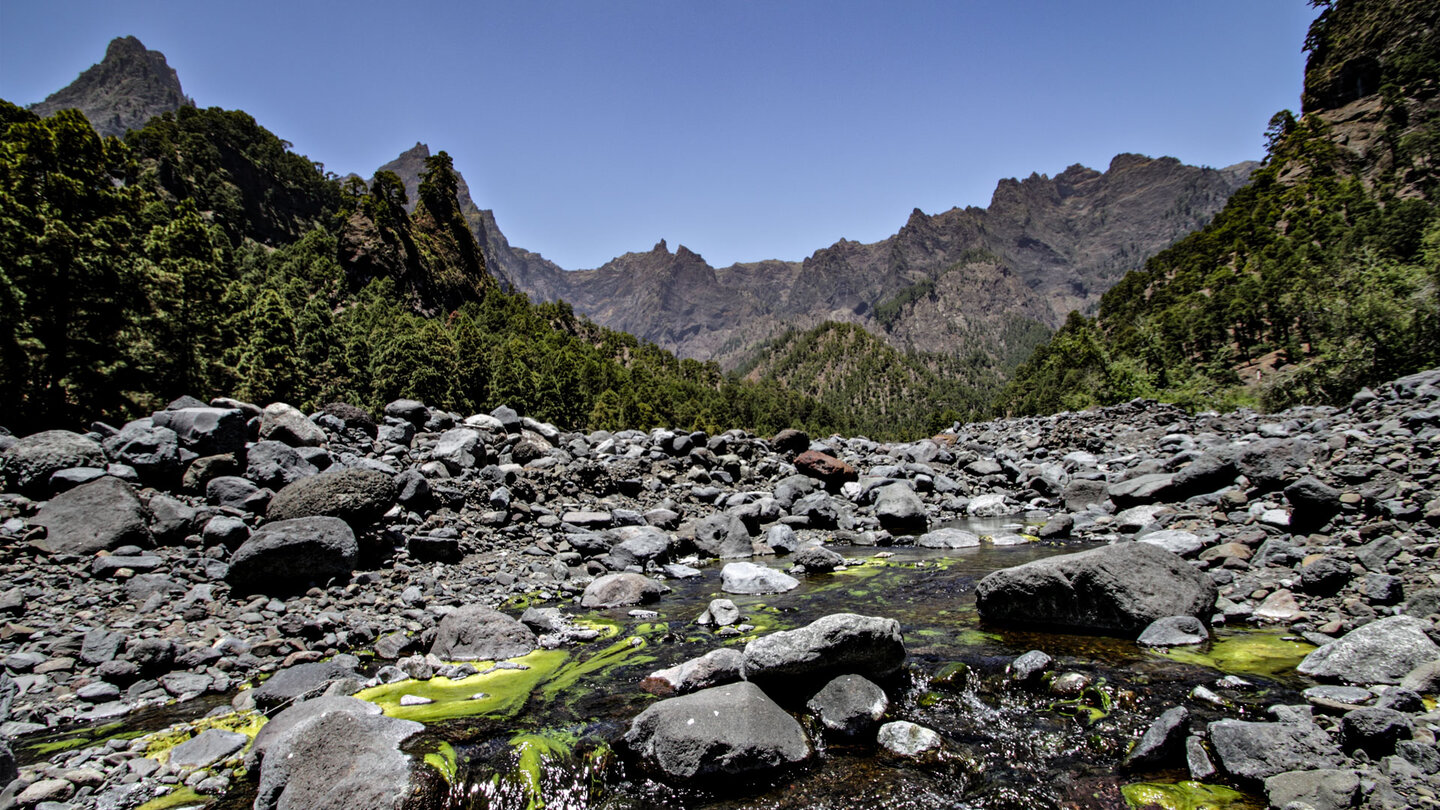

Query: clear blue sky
1 1 1320 269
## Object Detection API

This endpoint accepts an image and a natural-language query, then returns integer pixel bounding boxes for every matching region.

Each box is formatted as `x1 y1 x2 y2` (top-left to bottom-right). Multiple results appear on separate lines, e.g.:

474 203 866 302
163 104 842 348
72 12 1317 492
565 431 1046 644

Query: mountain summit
29 35 190 137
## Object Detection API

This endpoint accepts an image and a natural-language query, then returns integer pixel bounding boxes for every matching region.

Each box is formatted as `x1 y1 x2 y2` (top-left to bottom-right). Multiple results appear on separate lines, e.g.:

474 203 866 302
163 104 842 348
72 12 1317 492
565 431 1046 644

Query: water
30 535 1302 810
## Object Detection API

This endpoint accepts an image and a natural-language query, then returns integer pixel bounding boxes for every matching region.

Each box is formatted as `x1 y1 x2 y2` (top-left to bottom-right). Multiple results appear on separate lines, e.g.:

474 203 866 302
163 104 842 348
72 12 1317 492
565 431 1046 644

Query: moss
423 741 458 784
134 787 210 810
1150 630 1316 680
142 711 266 764
355 650 569 723
1121 780 1254 809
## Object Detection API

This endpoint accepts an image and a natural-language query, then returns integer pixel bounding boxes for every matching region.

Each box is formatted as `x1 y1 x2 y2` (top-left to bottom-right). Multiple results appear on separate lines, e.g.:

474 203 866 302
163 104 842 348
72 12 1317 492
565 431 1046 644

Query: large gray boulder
1297 615 1440 685
624 681 811 780
429 605 537 661
604 525 673 568
692 512 753 559
432 428 486 473
30 476 150 555
226 517 357 593
806 674 888 738
102 420 180 481
873 482 928 534
720 562 800 595
580 573 669 608
1208 719 1346 781
1 430 105 495
259 403 327 447
975 542 1216 636
151 407 247 456
246 440 319 490
267 467 398 528
916 528 980 549
640 648 744 696
248 696 379 769
253 706 423 810
742 613 905 685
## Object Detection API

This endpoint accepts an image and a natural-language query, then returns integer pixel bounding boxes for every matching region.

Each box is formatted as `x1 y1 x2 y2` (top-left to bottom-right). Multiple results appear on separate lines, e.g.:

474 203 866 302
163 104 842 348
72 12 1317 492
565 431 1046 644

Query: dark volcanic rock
29 36 190 138
975 542 1216 636
151 407 247 456
429 605 537 661
580 573 669 608
742 613 905 685
267 467 398 528
253 707 423 810
1208 719 1346 781
225 516 357 593
806 674 889 738
251 659 362 711
1 430 105 496
624 681 811 781
31 476 150 555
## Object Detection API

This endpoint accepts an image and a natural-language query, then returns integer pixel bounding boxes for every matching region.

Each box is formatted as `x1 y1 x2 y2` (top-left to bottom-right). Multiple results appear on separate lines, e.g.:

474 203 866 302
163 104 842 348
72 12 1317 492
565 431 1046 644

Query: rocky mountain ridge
28 35 190 138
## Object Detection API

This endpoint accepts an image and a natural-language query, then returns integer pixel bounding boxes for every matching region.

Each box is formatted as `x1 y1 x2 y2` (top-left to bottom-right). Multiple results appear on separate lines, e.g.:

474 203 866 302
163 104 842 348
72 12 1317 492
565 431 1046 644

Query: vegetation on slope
998 0 1440 415
0 101 830 435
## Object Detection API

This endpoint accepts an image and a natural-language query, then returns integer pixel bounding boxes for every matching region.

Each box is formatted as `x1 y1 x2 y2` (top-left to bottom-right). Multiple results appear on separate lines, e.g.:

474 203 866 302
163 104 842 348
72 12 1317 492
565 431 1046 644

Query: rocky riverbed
0 370 1439 809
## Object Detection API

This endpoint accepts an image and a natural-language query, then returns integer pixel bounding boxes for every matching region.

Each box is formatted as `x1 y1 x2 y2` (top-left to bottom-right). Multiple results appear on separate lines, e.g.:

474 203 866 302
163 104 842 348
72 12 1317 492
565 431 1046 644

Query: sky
0 1 1321 269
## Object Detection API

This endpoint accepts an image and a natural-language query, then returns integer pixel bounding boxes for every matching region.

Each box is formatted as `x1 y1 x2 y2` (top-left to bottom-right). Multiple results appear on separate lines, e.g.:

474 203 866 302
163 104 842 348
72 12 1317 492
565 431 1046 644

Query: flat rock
226 516 357 593
1297 615 1440 685
429 604 537 661
1137 616 1208 648
624 681 811 780
720 562 800 595
742 613 905 685
976 542 1216 637
267 467 398 528
170 728 248 770
1208 719 1346 781
580 573 669 608
916 528 980 549
1263 768 1360 810
251 659 361 711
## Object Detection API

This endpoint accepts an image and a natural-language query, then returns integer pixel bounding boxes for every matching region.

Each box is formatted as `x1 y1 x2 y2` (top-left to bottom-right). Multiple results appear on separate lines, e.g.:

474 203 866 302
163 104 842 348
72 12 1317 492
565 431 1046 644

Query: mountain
1000 0 1440 415
383 149 1254 368
28 35 190 137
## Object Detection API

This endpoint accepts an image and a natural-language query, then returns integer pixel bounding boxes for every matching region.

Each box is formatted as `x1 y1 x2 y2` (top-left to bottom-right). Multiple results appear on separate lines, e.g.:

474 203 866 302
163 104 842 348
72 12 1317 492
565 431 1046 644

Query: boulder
874 482 928 533
31 476 150 555
1340 707 1412 756
1285 475 1342 532
806 674 888 737
793 450 857 488
254 706 423 810
102 420 180 481
151 407 247 456
251 659 363 711
1208 719 1346 781
623 681 811 780
248 696 380 768
429 605 537 661
692 513 753 559
792 544 845 573
580 573 669 608
966 492 1010 518
259 403 327 447
245 440 318 490
605 526 672 568
640 648 744 696
721 562 800 595
432 428 486 473
975 542 1216 636
267 467 398 528
742 613 905 685
916 528 980 549
1 430 105 495
1263 769 1360 810
226 516 357 593
1297 616 1440 684
771 429 810 456
1137 616 1208 648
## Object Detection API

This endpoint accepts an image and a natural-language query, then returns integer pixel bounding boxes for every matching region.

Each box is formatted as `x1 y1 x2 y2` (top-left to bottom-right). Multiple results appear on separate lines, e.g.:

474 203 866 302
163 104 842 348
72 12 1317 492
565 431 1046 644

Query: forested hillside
999 0 1440 415
0 102 830 436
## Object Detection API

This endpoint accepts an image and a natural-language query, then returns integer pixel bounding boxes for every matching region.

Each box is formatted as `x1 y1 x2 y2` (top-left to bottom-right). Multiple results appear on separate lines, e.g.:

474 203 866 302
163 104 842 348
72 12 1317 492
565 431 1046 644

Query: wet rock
874 482 928 534
1262 768 1360 810
640 648 743 696
976 541 1216 637
697 599 741 628
259 402 327 447
31 476 150 555
580 573 669 608
254 706 423 810
1122 706 1190 770
877 721 941 757
1297 616 1440 684
1208 718 1346 781
226 516 357 593
916 528 980 548
0 429 105 495
1137 615 1208 647
720 562 800 595
1009 650 1052 684
807 674 888 737
266 467 398 528
171 728 248 770
429 604 537 661
624 681 811 780
742 613 905 685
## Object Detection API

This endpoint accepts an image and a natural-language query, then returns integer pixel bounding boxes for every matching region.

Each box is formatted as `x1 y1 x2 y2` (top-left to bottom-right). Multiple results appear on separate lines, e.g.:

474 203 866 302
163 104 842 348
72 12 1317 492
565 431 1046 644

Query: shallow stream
24 522 1318 809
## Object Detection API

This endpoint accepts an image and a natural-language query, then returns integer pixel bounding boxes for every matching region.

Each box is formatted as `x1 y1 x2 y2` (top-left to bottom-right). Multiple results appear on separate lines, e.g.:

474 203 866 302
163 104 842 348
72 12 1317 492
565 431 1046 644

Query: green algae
512 730 577 807
356 650 570 723
1048 681 1113 725
135 787 210 810
1121 780 1255 809
570 615 622 641
1150 630 1316 680
541 638 655 702
423 740 458 784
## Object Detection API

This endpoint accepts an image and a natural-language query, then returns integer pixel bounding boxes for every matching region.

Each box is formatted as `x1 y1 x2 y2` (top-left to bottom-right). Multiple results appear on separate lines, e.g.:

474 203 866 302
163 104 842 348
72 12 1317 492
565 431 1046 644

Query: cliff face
29 36 191 138
448 152 1255 367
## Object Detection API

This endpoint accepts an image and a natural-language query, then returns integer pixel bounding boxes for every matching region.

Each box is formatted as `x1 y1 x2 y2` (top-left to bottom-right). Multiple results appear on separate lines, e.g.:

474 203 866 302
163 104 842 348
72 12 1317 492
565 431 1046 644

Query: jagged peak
651 239 670 254
398 142 431 160
105 35 148 59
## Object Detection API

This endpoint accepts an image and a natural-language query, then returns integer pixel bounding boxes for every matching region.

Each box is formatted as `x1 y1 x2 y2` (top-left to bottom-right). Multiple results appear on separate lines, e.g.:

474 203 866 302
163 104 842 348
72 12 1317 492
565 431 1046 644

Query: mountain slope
999 0 1440 415
29 35 190 137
